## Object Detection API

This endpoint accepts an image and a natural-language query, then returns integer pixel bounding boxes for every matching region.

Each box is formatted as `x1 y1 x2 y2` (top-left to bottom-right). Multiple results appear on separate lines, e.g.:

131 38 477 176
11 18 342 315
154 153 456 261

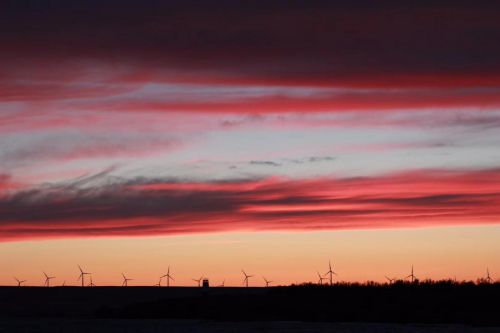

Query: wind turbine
385 276 396 284
242 269 254 287
43 272 55 287
192 275 204 287
263 276 273 287
486 268 492 283
14 277 26 287
62 280 66 287
317 271 328 285
77 265 91 287
218 279 225 287
88 275 96 287
154 278 162 287
323 261 338 285
122 273 132 286
162 266 174 287
405 265 417 283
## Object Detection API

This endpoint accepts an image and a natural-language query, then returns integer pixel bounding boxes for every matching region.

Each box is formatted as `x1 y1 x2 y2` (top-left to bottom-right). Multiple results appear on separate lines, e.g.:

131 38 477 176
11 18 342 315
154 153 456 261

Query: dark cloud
249 161 282 167
286 156 336 164
1 0 499 95
0 168 499 241
308 156 336 163
235 156 336 168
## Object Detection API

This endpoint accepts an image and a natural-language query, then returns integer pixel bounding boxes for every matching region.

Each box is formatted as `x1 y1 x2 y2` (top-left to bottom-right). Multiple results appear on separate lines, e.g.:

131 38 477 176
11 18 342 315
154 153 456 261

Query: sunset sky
1 0 499 287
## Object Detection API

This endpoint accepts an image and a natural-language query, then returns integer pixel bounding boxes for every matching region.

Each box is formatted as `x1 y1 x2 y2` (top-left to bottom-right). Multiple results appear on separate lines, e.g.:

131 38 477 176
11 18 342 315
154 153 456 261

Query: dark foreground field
0 285 268 317
1 318 500 333
1 281 499 331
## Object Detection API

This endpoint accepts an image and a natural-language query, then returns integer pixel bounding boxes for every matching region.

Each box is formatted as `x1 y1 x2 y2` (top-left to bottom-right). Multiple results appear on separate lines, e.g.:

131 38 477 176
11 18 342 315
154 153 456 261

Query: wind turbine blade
122 273 126 279
78 265 83 273
323 272 329 277
44 272 48 278
241 269 246 276
77 274 82 282
329 261 332 270
332 272 338 276
170 276 175 281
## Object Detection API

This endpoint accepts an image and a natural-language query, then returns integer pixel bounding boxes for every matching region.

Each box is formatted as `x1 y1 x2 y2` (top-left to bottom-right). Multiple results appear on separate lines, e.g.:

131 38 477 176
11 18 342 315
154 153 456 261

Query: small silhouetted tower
202 278 210 296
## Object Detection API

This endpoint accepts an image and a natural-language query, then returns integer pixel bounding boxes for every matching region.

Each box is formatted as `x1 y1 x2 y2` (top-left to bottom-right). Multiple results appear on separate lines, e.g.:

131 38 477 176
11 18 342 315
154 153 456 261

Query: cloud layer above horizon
1 0 500 241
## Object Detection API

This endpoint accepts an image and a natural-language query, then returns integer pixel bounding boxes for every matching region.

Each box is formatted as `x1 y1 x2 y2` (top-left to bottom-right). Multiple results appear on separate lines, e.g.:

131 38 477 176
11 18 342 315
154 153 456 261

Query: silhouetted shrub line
106 280 500 326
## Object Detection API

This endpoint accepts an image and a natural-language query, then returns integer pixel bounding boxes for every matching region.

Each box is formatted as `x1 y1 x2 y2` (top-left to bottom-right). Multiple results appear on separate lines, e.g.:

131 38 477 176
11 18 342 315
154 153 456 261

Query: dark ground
0 286 268 317
1 318 500 333
1 282 499 331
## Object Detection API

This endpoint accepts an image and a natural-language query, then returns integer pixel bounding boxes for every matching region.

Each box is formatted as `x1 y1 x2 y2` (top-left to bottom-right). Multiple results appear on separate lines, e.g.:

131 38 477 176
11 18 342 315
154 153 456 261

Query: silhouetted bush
115 280 500 326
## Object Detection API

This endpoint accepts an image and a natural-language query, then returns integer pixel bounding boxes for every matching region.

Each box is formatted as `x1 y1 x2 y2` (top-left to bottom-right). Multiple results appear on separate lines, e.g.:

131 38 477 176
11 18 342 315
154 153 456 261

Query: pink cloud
0 168 499 242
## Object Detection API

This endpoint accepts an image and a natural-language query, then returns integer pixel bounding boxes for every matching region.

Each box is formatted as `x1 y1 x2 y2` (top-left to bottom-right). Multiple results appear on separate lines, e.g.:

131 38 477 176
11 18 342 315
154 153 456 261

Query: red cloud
0 175 24 200
70 88 500 114
1 169 499 242
0 175 22 190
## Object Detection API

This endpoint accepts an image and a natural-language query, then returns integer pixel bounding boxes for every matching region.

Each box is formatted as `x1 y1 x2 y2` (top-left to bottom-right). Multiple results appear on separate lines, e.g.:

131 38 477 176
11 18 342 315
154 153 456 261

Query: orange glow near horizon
1 225 499 287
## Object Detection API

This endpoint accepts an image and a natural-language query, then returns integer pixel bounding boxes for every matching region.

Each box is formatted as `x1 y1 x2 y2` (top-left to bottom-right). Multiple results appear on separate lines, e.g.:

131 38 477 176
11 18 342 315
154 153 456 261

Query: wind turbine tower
385 276 396 284
317 271 328 285
324 261 338 285
192 275 204 287
162 266 174 287
43 272 55 287
88 275 96 287
14 277 27 287
486 268 493 283
242 269 254 287
77 265 91 287
122 273 133 286
405 265 417 283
